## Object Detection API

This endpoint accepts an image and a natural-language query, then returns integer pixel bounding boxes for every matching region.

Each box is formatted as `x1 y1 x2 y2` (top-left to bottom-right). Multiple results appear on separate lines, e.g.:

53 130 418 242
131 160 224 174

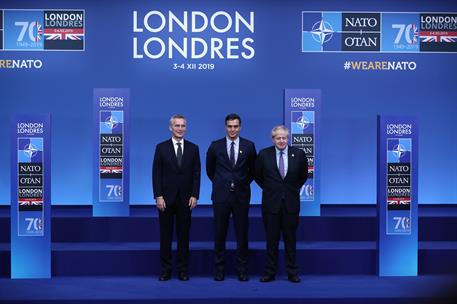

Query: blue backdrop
1 0 456 205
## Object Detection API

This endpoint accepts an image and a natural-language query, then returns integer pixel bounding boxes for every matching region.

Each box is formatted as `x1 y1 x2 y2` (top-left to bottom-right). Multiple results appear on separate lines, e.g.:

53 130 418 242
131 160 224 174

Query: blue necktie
230 141 235 168
279 151 285 179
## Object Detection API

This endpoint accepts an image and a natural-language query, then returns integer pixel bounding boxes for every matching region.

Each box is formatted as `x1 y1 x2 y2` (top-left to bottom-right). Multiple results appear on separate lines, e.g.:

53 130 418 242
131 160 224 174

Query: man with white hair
255 125 308 283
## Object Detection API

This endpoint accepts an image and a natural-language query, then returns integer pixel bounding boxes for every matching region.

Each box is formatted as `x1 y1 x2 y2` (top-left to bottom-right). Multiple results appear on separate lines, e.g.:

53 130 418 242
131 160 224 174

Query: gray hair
271 125 289 138
169 114 186 126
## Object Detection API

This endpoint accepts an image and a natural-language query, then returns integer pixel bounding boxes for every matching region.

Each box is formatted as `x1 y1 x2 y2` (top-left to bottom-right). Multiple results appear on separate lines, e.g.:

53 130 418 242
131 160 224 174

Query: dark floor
0 275 456 303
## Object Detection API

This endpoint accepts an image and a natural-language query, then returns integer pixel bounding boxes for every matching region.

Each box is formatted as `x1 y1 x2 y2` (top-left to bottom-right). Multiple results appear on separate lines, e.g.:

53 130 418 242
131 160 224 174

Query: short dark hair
225 113 241 125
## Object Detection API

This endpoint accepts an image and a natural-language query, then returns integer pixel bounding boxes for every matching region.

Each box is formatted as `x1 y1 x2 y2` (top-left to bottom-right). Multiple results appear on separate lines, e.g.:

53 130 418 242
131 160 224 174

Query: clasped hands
155 196 197 211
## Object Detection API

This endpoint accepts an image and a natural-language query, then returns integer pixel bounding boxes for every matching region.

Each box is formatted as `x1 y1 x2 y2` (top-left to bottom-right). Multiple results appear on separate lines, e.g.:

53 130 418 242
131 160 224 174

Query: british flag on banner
100 166 123 174
43 10 84 50
19 198 43 206
44 28 84 41
100 166 123 179
308 165 314 178
420 13 457 52
387 197 411 210
19 198 43 211
420 31 457 43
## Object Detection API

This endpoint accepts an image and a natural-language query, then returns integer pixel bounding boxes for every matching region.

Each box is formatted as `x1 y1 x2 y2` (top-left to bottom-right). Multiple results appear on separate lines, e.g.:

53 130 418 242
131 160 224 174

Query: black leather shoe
178 272 189 281
238 273 249 281
159 272 171 281
288 274 301 283
259 275 275 282
214 272 225 281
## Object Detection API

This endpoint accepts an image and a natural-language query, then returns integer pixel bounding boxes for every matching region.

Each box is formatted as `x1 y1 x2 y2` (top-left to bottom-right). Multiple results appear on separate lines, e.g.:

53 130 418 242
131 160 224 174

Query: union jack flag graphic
19 198 43 206
35 21 43 42
387 197 411 205
411 24 419 44
44 28 84 40
100 166 123 174
420 31 457 43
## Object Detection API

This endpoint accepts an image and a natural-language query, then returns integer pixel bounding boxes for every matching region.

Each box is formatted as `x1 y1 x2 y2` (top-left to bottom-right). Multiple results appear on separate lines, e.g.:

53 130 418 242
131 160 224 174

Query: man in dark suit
255 125 308 283
206 113 256 281
153 114 201 281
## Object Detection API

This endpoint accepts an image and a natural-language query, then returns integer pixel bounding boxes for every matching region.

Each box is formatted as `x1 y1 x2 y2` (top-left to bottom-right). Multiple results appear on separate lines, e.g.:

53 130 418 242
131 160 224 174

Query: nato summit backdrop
0 0 456 206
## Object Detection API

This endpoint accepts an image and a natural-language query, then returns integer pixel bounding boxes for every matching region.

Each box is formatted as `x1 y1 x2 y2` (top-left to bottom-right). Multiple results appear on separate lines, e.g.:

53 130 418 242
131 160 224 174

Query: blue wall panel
0 0 456 205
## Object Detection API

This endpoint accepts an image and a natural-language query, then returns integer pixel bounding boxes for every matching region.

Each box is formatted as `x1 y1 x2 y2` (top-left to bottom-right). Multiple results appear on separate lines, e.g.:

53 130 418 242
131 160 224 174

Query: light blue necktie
279 151 285 179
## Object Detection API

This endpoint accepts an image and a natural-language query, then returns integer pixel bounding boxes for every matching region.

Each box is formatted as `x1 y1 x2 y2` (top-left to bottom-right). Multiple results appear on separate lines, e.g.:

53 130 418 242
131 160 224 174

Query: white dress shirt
172 137 184 155
226 136 240 164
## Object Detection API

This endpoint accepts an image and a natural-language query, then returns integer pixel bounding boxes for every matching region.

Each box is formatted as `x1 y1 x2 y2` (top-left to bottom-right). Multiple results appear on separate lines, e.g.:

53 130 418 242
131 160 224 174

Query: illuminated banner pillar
93 88 130 216
284 89 321 216
377 116 418 276
10 114 51 278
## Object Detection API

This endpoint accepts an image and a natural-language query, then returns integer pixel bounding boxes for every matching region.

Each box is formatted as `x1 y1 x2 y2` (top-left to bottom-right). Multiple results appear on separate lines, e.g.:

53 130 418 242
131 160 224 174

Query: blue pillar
11 114 51 278
377 115 418 276
284 89 321 216
93 88 130 216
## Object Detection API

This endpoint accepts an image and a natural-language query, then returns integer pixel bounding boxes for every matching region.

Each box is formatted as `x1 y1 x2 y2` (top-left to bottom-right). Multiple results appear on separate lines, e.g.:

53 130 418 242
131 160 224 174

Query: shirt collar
172 137 183 145
275 146 288 155
226 136 240 146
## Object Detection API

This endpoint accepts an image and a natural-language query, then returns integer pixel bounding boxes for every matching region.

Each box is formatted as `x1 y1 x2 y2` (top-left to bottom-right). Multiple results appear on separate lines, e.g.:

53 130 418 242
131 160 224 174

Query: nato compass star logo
311 20 334 44
105 115 118 130
392 144 406 159
296 115 309 130
23 143 38 159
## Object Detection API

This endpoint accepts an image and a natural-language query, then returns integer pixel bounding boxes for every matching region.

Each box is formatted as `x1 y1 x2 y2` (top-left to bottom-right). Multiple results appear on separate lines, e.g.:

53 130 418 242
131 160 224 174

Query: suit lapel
181 139 190 166
270 147 283 180
222 138 231 165
284 147 295 180
235 138 246 168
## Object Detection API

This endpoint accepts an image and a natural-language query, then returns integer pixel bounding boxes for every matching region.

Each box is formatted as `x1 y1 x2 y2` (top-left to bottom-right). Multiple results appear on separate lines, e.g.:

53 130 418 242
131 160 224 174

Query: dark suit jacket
255 146 308 214
206 137 256 204
153 139 201 205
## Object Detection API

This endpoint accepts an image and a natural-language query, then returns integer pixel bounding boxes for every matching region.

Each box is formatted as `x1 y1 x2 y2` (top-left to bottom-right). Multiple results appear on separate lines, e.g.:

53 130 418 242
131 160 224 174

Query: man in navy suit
206 113 257 281
255 125 308 283
153 114 201 281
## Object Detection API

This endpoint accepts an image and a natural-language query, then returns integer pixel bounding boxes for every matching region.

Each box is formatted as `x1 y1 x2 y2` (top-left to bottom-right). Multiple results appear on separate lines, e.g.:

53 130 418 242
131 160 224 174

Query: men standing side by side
152 114 201 281
255 125 308 283
206 113 257 282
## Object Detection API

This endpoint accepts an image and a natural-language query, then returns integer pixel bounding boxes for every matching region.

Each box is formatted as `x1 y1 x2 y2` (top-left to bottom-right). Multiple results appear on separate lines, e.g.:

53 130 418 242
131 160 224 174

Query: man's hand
156 196 166 212
188 196 197 210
